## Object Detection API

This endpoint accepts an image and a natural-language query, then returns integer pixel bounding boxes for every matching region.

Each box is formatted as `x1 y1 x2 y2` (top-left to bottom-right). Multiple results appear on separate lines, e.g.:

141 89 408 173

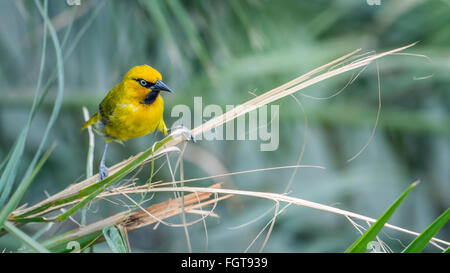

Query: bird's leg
170 125 196 143
99 142 109 181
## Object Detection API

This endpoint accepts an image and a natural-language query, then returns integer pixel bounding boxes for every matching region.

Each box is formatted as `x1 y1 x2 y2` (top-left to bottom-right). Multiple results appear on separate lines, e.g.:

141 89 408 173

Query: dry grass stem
54 184 230 242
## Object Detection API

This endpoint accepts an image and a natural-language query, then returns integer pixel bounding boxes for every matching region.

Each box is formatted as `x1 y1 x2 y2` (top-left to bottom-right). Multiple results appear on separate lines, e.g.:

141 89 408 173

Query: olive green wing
98 84 121 126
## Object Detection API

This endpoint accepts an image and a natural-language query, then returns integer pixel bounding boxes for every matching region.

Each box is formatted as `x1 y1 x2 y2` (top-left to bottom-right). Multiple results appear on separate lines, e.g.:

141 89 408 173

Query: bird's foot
170 125 196 143
99 165 109 181
99 165 113 192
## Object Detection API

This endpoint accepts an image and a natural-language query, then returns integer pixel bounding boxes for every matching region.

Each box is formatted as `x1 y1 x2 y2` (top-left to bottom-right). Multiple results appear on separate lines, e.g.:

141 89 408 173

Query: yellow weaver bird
82 65 173 180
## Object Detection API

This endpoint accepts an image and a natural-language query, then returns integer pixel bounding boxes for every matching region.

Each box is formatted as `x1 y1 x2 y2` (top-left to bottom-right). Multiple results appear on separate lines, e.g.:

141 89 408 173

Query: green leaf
345 181 419 253
103 225 130 253
3 221 50 253
43 230 103 253
403 208 450 253
0 0 49 208
0 144 55 227
23 0 64 196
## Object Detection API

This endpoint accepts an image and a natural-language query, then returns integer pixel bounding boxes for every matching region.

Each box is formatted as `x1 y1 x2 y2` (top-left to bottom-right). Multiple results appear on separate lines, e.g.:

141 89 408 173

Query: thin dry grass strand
152 165 325 188
347 59 382 162
192 49 366 138
244 202 277 253
244 202 290 253
228 205 276 230
300 64 369 100
187 209 218 218
103 165 320 198
179 154 193 253
119 190 186 228
429 239 446 251
345 215 367 236
145 160 167 186
55 186 229 243
195 43 415 144
376 235 392 253
164 151 192 253
391 52 434 80
144 194 231 231
305 50 375 101
117 186 221 230
283 94 308 193
259 201 283 253
193 190 210 251
172 144 195 252
326 50 375 73
165 153 179 200
381 229 407 250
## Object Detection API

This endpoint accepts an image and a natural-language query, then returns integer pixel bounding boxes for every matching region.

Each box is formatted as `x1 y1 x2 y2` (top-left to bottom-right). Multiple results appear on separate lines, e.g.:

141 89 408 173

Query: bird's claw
170 125 196 143
99 165 113 192
99 165 109 181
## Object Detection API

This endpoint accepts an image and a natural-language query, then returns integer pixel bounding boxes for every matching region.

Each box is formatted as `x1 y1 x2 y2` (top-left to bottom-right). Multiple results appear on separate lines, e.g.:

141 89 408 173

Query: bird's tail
81 113 99 131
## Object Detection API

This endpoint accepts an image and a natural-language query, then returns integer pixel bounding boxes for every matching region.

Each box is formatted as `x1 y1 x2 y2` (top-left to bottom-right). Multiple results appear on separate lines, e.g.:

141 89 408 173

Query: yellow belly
104 96 165 141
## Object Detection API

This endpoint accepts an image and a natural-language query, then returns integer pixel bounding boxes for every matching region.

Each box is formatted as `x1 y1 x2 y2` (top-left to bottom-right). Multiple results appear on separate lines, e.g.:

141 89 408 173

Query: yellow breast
104 94 165 141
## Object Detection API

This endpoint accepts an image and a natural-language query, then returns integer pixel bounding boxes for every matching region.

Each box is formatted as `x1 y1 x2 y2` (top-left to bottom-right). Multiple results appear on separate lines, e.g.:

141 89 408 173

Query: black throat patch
143 91 160 105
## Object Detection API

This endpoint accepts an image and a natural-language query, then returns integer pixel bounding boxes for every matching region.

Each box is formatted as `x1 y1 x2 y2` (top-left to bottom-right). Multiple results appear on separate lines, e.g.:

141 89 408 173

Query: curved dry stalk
244 201 280 253
117 185 450 248
152 164 325 188
283 94 308 193
347 59 382 162
391 52 435 80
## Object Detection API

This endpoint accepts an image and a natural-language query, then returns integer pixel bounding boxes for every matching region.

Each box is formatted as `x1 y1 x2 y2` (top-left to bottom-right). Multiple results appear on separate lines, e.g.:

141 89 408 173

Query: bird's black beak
152 79 173 93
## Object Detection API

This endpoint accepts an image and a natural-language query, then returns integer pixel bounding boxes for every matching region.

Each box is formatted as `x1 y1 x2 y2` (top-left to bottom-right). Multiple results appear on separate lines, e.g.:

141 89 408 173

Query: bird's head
123 65 173 102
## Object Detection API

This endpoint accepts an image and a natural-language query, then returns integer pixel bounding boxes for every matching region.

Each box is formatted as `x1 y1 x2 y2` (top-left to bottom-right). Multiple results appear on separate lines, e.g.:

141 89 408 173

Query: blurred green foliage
0 0 448 252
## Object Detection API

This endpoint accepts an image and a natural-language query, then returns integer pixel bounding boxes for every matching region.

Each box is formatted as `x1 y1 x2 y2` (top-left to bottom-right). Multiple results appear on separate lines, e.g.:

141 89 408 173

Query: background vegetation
0 0 448 252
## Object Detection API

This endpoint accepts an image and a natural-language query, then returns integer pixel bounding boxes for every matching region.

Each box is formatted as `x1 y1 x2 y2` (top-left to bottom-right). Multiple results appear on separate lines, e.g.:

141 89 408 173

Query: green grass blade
402 208 450 253
19 4 77 185
27 0 64 189
103 225 129 253
0 1 49 207
3 221 50 253
345 181 419 253
0 135 26 206
0 148 12 172
31 1 105 126
0 144 55 227
444 247 449 253
43 230 103 253
0 0 64 222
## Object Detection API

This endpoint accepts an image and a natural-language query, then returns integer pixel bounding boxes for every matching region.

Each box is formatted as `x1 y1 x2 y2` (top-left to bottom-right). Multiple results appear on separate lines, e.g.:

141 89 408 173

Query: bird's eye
138 79 148 87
